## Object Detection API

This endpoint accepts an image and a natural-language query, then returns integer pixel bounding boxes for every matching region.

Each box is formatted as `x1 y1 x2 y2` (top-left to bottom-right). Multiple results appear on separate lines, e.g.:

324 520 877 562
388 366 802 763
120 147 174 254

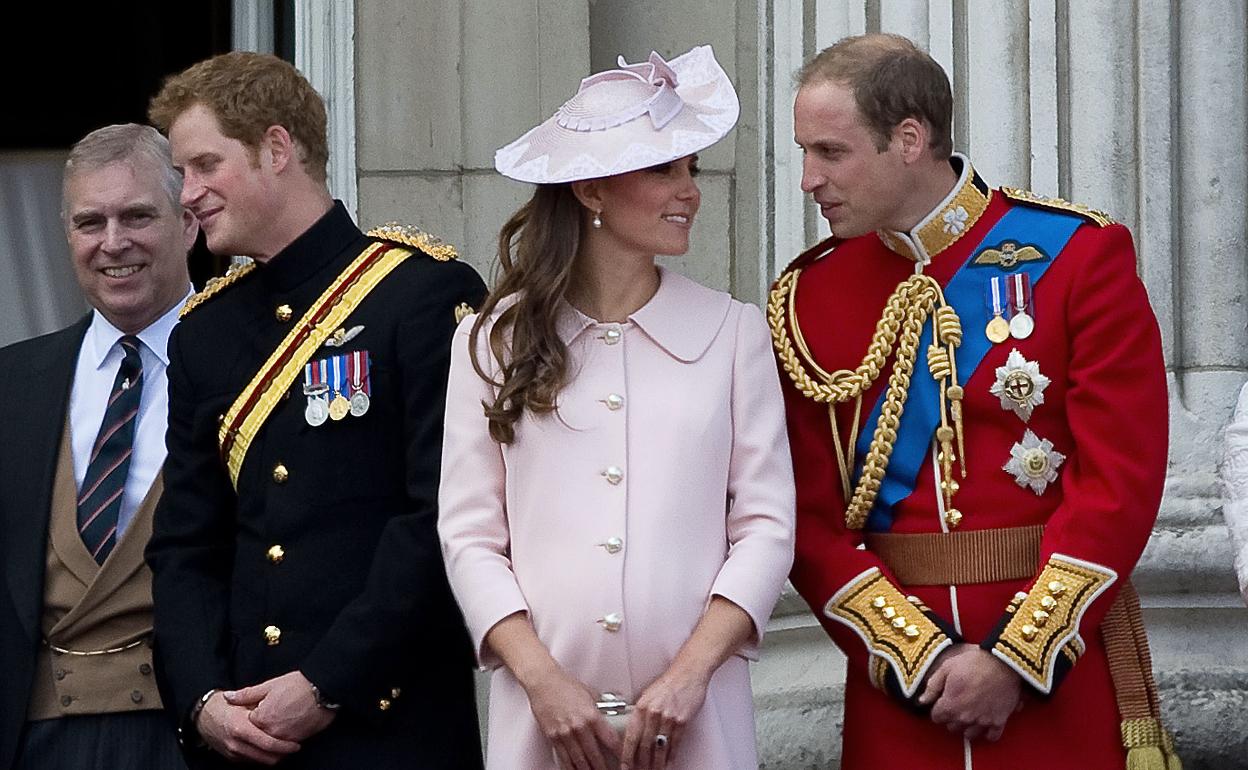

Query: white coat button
603 393 624 410
602 466 624 485
602 537 623 554
599 613 622 632
603 327 622 345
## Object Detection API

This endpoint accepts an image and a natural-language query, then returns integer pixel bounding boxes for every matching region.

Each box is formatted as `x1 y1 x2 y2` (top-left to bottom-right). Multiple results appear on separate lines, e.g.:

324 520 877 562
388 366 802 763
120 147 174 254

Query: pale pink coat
438 267 795 769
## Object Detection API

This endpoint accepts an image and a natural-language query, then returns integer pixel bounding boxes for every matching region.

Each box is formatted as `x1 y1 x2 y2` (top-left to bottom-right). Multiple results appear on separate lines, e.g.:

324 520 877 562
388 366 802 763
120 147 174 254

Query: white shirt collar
84 286 193 369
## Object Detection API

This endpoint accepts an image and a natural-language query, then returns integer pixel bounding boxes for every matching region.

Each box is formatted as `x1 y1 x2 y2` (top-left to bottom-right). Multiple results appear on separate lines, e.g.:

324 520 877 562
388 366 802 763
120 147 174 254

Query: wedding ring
654 734 669 749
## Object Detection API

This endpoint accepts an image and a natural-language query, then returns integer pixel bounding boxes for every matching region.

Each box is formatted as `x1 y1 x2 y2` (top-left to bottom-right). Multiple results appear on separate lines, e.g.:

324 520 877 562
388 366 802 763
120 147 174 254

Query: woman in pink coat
437 45 795 770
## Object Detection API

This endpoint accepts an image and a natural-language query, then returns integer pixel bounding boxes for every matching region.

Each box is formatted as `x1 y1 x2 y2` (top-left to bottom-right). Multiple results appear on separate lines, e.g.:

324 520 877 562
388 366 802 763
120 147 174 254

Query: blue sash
855 206 1084 532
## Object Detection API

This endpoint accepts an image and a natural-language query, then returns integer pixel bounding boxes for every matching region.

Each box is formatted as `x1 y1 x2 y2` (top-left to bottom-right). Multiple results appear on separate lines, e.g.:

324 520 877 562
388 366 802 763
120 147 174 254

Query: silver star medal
990 349 1050 421
1004 429 1066 495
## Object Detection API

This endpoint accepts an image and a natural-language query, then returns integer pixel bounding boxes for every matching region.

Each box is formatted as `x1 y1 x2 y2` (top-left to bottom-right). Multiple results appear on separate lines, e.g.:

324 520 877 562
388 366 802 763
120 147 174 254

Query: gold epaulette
1001 187 1117 227
179 261 257 319
367 222 458 262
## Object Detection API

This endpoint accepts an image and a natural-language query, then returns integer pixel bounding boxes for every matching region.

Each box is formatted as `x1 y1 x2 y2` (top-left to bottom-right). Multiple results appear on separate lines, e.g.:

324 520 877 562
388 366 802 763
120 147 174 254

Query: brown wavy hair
470 184 586 443
148 52 329 183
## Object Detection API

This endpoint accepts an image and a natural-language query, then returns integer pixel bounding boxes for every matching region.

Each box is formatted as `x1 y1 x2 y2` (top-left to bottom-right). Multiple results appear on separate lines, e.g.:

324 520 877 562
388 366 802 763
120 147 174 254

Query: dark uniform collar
257 201 364 292
876 154 992 265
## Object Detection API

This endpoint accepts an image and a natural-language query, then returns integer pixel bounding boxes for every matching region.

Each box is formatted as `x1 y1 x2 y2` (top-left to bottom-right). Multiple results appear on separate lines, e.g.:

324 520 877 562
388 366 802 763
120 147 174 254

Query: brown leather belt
864 524 1044 585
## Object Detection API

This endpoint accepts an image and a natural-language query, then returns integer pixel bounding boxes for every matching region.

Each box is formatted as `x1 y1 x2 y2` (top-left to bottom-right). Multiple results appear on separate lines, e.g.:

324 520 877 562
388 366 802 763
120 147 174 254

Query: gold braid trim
367 222 459 261
823 568 952 698
768 270 966 529
989 554 1116 694
179 261 257 319
1001 187 1117 227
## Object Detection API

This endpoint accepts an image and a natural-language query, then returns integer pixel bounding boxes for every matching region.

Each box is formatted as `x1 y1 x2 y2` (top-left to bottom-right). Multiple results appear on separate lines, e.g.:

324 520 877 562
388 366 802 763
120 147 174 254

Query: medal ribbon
349 350 370 395
854 206 1084 531
1012 272 1031 316
218 242 415 489
331 354 346 401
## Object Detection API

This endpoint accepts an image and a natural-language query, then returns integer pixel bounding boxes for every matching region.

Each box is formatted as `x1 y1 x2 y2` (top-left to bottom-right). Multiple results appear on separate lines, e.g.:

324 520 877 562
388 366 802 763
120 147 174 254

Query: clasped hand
917 643 1024 743
524 663 709 770
196 670 336 765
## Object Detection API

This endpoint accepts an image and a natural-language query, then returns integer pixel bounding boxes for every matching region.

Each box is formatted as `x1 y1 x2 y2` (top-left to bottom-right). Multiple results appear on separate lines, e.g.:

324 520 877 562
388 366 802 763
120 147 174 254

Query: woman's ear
570 178 604 216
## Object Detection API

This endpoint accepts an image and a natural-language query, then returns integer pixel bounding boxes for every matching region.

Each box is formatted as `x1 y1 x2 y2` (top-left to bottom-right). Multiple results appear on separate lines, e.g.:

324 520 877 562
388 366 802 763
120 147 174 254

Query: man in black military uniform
145 52 485 768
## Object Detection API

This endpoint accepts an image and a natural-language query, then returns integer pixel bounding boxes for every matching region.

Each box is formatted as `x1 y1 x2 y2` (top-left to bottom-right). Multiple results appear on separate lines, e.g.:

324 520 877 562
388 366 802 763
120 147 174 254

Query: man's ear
262 124 297 174
893 117 928 164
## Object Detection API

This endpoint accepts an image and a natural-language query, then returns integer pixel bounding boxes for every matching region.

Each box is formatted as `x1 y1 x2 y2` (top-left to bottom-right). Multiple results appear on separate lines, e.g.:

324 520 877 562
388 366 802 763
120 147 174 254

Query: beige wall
354 0 768 304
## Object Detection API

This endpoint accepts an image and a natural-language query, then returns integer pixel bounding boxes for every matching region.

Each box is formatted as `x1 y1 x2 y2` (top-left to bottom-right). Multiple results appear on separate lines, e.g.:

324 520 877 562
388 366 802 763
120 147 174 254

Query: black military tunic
146 202 486 768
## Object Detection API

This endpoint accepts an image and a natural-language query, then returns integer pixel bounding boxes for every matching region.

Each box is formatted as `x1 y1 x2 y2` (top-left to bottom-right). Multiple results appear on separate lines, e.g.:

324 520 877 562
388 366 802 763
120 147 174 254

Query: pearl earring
592 211 602 229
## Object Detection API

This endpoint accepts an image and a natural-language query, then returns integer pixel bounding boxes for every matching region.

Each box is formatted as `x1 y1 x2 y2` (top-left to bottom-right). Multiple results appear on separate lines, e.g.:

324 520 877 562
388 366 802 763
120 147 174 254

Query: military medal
303 360 329 427
1008 273 1035 339
1003 429 1066 495
328 354 350 421
990 349 1050 421
348 349 371 417
985 277 1010 343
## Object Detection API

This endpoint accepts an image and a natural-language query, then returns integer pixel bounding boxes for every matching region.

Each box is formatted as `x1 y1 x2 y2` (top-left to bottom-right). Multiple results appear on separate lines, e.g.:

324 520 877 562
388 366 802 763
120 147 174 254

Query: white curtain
0 152 88 348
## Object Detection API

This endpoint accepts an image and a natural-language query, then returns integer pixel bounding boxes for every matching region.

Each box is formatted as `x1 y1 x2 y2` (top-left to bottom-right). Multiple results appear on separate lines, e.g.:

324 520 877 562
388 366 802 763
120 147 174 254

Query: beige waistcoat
27 425 164 719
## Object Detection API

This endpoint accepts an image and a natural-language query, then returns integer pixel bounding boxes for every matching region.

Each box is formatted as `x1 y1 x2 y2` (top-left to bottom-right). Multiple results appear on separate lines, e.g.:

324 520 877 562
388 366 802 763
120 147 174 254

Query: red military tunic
772 156 1168 769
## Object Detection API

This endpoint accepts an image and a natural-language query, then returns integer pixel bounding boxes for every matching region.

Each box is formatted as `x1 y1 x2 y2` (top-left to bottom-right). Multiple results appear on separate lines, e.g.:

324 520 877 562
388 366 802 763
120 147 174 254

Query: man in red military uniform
772 33 1179 768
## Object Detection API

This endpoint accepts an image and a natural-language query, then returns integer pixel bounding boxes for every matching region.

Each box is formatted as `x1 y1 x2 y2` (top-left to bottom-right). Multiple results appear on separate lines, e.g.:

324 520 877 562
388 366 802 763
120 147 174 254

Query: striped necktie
78 335 144 564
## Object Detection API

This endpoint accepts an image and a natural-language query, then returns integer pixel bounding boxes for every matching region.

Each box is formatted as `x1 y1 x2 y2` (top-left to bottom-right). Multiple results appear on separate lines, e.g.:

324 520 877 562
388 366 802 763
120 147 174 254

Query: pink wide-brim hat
494 45 740 185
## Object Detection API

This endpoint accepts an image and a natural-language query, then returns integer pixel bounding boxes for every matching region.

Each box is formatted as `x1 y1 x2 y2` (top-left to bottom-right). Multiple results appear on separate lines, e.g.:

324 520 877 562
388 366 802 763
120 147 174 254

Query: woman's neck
566 247 661 323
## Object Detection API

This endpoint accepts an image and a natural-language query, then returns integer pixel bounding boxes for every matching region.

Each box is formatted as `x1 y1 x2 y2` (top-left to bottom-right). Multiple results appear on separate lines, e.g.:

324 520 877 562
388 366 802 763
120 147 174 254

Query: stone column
962 0 1031 187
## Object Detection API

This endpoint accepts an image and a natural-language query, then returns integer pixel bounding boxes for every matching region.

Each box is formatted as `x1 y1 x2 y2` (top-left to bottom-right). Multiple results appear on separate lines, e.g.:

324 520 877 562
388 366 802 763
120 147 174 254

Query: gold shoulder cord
769 269 968 530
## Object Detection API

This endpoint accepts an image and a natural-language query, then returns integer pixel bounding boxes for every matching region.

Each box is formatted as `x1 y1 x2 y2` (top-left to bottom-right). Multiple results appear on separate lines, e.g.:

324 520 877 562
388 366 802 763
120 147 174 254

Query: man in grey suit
0 123 197 770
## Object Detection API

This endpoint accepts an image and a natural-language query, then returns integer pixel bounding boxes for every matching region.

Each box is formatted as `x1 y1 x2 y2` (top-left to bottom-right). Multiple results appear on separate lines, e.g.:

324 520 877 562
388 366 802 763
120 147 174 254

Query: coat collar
557 266 731 362
257 201 363 293
876 153 993 264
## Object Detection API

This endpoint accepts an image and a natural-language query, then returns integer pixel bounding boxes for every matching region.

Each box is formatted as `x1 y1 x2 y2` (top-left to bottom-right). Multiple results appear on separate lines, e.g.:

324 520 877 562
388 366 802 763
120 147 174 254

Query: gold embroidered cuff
868 655 889 692
823 568 952 697
989 554 1116 693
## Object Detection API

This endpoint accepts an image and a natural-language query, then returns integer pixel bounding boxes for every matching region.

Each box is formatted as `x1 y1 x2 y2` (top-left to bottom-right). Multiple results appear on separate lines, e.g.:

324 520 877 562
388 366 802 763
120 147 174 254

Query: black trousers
15 711 185 770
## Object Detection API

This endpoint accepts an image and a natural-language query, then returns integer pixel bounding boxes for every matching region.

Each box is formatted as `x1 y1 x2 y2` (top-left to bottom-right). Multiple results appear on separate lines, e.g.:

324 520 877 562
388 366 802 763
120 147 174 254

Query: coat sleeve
775 275 961 703
707 303 796 659
1220 383 1248 605
436 315 530 669
145 322 238 723
299 260 487 715
980 223 1168 695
